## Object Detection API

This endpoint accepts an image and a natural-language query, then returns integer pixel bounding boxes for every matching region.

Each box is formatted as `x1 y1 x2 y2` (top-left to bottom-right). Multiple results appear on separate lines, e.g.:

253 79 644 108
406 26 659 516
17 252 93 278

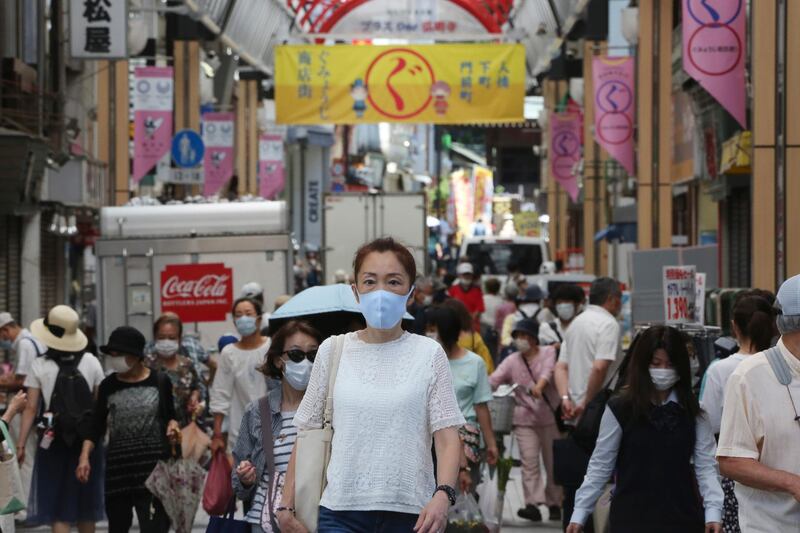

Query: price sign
663 265 697 324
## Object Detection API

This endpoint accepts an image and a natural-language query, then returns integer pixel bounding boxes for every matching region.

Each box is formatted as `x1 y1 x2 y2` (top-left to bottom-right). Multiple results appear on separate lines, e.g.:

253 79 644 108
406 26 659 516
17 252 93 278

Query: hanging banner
69 0 127 59
549 113 582 201
202 112 235 196
592 57 635 176
259 134 285 199
275 44 525 124
663 265 697 324
450 169 474 237
682 0 746 128
473 166 494 223
133 67 174 183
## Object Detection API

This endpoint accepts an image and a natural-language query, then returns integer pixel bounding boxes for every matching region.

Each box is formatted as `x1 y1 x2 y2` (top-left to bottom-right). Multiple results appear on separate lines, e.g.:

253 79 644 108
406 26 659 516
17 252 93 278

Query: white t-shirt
699 352 748 434
558 305 621 406
539 319 568 346
12 329 46 377
717 339 800 531
209 340 270 449
24 352 105 409
480 294 503 329
294 331 465 514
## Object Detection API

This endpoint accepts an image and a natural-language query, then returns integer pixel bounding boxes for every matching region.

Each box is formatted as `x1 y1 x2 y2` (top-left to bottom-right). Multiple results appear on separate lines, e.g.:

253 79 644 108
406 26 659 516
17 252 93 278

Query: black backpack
49 353 94 448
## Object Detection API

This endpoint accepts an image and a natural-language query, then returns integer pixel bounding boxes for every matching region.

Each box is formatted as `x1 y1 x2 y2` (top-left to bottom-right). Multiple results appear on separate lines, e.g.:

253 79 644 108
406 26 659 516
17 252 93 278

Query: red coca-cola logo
160 263 233 323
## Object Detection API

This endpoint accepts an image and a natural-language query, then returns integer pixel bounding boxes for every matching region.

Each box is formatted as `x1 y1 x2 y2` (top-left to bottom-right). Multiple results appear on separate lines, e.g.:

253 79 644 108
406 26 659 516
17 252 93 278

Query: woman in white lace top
278 237 465 533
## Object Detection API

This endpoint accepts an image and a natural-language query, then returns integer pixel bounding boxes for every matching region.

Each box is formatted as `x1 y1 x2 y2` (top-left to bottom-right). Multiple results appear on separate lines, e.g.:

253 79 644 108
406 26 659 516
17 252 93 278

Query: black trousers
562 484 595 533
105 492 171 533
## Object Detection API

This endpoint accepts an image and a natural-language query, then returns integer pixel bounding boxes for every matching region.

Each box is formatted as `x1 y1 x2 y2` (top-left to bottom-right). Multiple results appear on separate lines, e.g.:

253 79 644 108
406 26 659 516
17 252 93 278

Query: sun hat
0 312 14 329
30 305 88 352
776 273 800 316
512 318 540 339
100 326 146 358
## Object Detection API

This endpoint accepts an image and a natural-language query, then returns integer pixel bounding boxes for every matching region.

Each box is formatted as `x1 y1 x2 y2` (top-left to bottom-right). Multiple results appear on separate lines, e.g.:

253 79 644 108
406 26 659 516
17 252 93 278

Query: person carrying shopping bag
1 390 28 533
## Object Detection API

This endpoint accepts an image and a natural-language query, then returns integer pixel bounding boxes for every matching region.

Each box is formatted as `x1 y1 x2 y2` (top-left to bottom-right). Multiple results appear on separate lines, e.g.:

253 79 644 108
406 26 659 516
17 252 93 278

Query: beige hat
30 305 88 353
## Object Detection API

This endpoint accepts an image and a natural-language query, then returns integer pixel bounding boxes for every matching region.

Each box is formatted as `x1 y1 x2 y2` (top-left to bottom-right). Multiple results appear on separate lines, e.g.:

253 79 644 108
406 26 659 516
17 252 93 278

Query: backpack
49 353 94 448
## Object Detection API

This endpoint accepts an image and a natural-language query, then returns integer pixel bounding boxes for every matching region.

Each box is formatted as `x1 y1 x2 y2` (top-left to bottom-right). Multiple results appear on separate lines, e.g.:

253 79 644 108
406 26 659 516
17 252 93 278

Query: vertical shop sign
133 67 174 183
663 265 697 324
258 134 285 200
549 113 582 201
695 272 707 325
202 113 235 196
69 0 127 59
682 0 746 128
592 57 635 176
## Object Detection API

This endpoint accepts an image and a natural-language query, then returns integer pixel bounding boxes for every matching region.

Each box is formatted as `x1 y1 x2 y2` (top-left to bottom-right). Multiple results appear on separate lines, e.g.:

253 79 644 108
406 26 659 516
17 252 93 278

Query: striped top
245 410 297 525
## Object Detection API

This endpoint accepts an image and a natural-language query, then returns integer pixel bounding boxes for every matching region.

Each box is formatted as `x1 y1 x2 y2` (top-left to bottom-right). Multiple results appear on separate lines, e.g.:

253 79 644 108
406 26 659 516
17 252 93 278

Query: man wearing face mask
410 277 436 335
500 285 545 352
448 262 485 332
539 284 586 351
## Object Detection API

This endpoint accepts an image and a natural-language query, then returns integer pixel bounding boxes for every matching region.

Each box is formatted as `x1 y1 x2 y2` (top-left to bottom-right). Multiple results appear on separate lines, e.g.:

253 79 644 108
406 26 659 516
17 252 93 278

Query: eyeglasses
282 348 317 363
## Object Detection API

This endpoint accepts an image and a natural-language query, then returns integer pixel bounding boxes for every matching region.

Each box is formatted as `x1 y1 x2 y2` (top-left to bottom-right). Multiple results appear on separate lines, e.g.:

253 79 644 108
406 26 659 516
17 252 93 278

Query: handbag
258 396 286 533
206 499 249 533
0 421 26 515
294 334 345 532
203 450 234 515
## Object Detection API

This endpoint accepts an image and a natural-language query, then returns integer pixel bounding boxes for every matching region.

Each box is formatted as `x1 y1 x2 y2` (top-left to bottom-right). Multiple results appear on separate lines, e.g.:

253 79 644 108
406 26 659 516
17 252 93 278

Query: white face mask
422 295 434 306
107 355 132 374
155 339 180 358
283 359 312 391
649 368 680 391
556 303 576 322
514 338 531 353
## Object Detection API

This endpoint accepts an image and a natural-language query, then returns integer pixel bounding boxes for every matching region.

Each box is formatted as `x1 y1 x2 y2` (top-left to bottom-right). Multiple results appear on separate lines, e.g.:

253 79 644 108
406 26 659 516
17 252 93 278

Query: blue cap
777 273 800 316
217 334 238 352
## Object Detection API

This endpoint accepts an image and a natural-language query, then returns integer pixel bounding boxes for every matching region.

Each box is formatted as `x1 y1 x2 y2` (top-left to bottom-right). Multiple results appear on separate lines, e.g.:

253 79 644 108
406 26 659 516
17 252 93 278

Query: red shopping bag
202 451 234 516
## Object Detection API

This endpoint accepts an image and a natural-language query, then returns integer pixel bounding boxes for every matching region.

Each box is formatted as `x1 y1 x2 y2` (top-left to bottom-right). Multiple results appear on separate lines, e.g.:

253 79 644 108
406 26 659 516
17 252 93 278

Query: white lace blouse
293 331 465 514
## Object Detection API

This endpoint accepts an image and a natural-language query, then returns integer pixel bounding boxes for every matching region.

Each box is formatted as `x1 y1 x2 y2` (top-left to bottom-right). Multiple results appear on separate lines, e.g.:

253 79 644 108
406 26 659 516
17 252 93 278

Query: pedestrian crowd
1 238 800 533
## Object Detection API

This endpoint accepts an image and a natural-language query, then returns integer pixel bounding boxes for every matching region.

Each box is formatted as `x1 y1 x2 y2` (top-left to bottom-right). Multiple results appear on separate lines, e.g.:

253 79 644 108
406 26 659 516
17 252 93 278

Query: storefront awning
719 130 751 175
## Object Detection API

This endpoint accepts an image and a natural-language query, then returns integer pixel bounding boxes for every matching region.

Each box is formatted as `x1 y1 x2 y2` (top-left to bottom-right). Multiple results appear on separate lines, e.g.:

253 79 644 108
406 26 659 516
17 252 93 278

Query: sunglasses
282 348 317 363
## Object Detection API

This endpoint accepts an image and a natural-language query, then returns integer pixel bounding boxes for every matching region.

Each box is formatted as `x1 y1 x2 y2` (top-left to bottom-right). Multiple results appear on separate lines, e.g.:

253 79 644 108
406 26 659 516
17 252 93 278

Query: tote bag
294 334 345 532
0 421 26 515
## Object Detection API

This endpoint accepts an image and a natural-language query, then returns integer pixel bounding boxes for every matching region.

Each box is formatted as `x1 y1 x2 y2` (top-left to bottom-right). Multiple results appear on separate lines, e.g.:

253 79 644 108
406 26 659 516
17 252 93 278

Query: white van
459 236 549 278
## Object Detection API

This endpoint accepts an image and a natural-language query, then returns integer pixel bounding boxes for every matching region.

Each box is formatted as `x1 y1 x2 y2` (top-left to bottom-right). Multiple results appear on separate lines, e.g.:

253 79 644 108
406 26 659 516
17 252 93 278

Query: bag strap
323 334 346 429
765 346 792 386
24 336 43 358
518 351 560 416
548 322 563 344
259 396 278 529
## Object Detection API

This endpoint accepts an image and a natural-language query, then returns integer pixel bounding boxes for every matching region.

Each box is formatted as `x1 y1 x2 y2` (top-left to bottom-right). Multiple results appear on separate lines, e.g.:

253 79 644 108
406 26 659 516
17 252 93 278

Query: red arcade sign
160 263 233 322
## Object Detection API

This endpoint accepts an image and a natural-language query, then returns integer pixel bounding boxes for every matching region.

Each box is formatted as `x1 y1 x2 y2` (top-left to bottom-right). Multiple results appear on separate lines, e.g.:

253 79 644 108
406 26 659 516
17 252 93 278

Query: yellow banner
275 44 525 125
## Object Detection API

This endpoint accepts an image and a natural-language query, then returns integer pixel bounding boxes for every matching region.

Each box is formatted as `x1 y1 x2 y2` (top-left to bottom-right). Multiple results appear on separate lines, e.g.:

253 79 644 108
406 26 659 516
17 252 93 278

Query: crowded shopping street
2 1 800 532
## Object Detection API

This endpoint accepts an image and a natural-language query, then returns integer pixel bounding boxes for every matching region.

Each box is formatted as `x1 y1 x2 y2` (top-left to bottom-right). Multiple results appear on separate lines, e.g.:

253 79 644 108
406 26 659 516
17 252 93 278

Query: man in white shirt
717 273 800 531
555 278 622 421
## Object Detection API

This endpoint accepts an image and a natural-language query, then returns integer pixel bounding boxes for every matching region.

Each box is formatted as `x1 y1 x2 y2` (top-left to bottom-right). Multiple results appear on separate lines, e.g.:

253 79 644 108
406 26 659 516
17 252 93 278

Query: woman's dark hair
621 325 699 422
260 320 322 379
153 312 183 339
551 283 585 305
732 295 776 352
352 237 416 283
484 278 501 295
441 298 473 333
231 297 263 317
424 305 462 353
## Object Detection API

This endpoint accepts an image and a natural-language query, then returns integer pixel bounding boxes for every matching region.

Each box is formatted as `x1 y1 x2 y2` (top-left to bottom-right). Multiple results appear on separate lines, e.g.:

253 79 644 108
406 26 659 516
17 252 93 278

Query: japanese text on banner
663 265 697 324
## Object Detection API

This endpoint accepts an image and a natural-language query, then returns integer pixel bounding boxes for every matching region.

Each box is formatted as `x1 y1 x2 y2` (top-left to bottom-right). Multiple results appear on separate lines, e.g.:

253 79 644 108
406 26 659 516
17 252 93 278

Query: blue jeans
318 506 419 533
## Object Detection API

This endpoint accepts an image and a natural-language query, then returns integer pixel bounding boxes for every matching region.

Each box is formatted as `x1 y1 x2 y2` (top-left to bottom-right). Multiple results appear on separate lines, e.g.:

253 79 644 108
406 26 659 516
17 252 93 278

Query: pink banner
549 113 582 202
592 56 635 176
132 67 173 183
202 112 235 196
682 0 746 128
258 134 285 199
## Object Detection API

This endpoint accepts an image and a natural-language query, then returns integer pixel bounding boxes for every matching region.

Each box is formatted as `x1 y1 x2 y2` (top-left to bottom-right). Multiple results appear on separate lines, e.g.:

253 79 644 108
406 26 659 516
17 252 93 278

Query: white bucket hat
30 305 88 353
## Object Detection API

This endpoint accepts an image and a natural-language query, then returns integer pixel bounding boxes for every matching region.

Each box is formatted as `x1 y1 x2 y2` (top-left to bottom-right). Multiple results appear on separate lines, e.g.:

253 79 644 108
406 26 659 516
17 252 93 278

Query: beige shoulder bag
294 333 345 532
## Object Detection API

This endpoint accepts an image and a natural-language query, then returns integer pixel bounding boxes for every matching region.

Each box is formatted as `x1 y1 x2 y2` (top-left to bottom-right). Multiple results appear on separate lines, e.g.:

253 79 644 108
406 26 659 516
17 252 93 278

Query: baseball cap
240 282 264 299
776 273 800 316
456 263 474 275
0 312 14 329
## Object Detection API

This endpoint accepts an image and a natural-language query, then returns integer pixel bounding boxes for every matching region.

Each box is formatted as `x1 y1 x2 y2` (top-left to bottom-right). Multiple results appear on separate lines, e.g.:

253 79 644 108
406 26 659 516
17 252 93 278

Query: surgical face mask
155 339 179 358
235 316 258 337
514 338 531 353
106 355 133 374
459 277 473 288
0 339 12 350
422 295 434 306
357 288 413 330
556 303 576 322
283 359 312 391
649 368 680 391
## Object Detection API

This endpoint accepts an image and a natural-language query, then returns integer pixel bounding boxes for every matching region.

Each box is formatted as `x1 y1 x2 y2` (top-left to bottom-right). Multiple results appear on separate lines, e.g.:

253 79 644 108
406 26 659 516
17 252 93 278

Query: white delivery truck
95 201 292 350
322 192 427 284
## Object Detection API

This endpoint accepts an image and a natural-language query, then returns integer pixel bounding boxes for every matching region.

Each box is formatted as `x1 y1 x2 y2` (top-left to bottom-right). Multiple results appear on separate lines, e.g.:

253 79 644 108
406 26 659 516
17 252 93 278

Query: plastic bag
202 450 233 515
475 465 503 533
445 493 488 533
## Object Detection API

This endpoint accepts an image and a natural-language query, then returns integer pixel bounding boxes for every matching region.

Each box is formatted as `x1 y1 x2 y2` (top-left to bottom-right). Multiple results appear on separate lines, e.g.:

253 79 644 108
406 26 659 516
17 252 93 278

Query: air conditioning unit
42 157 109 209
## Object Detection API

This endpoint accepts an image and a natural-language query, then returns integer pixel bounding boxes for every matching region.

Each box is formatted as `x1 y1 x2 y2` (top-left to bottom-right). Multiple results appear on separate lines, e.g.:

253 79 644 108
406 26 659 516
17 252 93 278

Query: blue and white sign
171 129 205 168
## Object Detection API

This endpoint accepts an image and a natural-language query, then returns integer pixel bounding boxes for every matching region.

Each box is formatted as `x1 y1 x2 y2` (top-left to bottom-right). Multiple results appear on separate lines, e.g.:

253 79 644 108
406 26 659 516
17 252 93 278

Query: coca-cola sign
160 263 233 322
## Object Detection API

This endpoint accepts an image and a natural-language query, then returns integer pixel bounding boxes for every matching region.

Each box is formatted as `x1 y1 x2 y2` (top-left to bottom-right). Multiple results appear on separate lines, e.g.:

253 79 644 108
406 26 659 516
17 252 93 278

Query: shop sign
663 265 697 324
682 0 746 128
695 272 707 325
69 0 127 59
592 56 635 176
160 263 233 322
168 168 204 184
202 113 235 196
275 44 524 124
133 67 174 183
549 113 582 201
325 1 492 36
259 134 285 200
